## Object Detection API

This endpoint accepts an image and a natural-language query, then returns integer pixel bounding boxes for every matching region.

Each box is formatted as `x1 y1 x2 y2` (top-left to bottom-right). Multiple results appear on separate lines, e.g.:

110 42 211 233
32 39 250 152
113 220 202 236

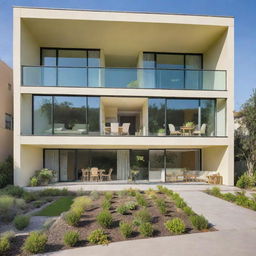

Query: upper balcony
18 9 232 92
22 66 226 90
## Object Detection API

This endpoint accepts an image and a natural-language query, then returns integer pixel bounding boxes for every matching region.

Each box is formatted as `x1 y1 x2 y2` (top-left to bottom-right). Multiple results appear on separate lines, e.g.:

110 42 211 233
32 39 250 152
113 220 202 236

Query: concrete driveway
42 189 256 256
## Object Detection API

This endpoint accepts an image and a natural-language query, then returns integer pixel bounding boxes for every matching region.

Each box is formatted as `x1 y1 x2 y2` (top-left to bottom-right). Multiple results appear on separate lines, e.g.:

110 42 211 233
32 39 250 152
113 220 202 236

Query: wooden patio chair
90 167 99 182
111 123 119 135
121 123 130 135
101 168 113 181
81 168 90 181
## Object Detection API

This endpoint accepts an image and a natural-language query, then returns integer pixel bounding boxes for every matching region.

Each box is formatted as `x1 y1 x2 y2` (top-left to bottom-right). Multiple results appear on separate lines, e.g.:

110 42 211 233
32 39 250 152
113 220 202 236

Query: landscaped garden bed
206 187 256 211
1 186 214 255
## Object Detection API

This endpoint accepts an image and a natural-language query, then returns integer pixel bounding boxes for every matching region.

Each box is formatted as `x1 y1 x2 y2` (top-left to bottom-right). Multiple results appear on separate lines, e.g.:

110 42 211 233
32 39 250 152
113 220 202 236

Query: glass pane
202 70 226 90
88 50 100 67
45 150 59 182
143 53 155 68
130 150 148 181
42 67 57 86
54 96 87 135
166 99 199 136
148 98 166 136
157 69 184 89
58 67 86 87
33 96 53 135
149 150 165 182
58 50 87 67
22 67 42 86
41 49 57 66
60 150 75 181
216 99 226 136
185 55 202 69
201 99 215 136
88 97 100 135
156 54 184 69
166 149 200 182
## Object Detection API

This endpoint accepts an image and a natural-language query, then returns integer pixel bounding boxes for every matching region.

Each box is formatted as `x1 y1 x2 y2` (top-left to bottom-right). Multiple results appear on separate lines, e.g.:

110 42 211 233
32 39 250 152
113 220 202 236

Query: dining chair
101 168 113 181
121 123 130 135
168 124 181 135
193 123 207 136
90 167 99 181
111 123 119 135
81 168 90 181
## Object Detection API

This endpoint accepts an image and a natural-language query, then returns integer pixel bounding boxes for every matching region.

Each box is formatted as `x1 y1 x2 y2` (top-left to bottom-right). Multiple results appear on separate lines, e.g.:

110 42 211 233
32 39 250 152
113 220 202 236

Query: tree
236 89 256 176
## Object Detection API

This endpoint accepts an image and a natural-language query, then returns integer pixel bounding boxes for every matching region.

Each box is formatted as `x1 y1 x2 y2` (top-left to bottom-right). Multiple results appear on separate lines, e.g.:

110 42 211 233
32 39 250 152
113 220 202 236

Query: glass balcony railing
22 66 226 90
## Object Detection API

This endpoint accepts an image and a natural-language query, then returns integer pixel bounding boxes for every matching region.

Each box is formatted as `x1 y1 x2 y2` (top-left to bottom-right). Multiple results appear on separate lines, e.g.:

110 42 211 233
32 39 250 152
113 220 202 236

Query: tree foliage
235 89 256 176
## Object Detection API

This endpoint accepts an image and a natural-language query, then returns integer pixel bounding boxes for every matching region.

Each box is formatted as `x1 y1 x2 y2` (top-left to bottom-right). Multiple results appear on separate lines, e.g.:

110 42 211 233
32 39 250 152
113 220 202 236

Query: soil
7 191 215 255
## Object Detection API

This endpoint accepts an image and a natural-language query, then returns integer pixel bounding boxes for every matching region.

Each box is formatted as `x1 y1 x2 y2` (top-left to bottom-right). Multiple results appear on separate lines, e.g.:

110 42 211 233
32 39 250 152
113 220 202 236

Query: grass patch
34 197 73 216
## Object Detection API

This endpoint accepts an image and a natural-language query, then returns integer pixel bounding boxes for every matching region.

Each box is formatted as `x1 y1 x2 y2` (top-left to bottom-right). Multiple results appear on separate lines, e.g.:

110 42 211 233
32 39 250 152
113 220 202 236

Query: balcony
22 66 226 90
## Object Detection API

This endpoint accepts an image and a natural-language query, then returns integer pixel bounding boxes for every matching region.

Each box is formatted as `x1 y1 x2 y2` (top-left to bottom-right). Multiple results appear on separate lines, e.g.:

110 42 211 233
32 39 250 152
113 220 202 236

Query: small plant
183 206 195 216
117 190 127 198
125 188 138 197
102 199 111 210
0 195 21 222
125 201 138 210
222 193 237 202
175 198 187 209
64 210 82 226
164 218 185 234
33 200 45 208
133 209 151 226
116 204 129 215
38 188 71 197
87 229 109 245
145 188 157 199
139 222 154 237
63 231 80 247
190 215 208 230
236 174 255 189
14 215 30 230
119 221 133 238
1 185 24 198
155 198 167 215
30 176 39 187
96 210 113 228
23 231 48 254
104 192 113 201
0 236 10 254
135 193 148 207
90 191 100 200
210 187 221 197
23 191 39 202
71 196 92 212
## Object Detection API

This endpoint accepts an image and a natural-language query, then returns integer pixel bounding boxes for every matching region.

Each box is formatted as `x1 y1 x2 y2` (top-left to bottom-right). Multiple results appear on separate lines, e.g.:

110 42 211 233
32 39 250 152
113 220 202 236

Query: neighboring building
0 61 13 162
13 7 234 186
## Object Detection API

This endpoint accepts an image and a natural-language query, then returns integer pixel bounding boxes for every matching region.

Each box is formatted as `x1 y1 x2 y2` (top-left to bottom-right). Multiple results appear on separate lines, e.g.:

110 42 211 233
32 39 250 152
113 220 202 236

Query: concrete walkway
41 190 256 256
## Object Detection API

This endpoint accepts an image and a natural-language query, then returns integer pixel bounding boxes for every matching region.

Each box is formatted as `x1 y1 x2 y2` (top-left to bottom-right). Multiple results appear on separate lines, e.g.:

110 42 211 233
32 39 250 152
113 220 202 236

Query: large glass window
45 150 59 182
148 98 166 135
167 99 199 136
166 149 200 182
149 150 165 182
88 97 100 135
33 96 53 135
60 150 76 181
201 99 215 136
130 150 149 181
54 96 87 135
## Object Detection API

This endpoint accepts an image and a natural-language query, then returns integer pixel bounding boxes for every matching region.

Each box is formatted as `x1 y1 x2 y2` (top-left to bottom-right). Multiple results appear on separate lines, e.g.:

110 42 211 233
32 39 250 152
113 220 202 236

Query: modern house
0 61 13 162
13 7 234 186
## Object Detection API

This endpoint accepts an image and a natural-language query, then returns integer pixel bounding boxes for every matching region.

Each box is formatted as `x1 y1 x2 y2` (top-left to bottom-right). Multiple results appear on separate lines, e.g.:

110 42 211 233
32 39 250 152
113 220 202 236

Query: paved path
41 190 256 256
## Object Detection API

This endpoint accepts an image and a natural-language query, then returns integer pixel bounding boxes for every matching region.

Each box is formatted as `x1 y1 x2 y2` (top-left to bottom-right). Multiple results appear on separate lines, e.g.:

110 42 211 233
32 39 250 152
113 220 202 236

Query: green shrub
125 188 138 197
117 190 127 198
71 196 92 212
174 198 187 209
190 215 208 230
183 206 195 216
236 174 255 189
116 204 129 215
0 195 17 222
157 185 169 194
23 191 39 202
155 198 167 214
171 192 181 200
90 191 100 200
23 231 47 254
125 201 138 210
0 156 13 189
63 231 80 247
164 218 185 234
135 193 148 207
138 222 154 237
96 210 113 228
1 185 24 198
0 237 10 254
87 229 109 245
104 192 113 201
210 187 222 197
145 188 157 199
38 188 71 197
14 215 30 230
102 199 111 210
64 210 82 226
33 200 45 208
119 221 133 238
29 177 39 187
1 231 15 241
222 193 237 202
133 209 151 226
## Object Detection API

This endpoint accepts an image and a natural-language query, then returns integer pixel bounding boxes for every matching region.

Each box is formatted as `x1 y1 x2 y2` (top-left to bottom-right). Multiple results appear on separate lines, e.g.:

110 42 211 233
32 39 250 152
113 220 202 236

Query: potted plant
157 128 165 136
184 122 194 128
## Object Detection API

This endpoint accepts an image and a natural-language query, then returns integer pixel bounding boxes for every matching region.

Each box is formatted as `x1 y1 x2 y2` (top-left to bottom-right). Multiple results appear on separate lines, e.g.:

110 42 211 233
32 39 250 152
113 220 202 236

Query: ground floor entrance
44 148 201 183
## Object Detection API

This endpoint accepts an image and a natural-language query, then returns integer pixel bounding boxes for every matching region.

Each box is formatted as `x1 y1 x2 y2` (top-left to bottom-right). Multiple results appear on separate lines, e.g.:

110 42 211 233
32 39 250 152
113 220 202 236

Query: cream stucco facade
0 61 13 162
13 7 234 186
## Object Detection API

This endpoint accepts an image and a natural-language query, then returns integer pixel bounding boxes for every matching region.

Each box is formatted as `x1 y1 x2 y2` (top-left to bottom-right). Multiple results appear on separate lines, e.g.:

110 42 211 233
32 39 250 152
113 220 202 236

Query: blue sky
0 0 255 110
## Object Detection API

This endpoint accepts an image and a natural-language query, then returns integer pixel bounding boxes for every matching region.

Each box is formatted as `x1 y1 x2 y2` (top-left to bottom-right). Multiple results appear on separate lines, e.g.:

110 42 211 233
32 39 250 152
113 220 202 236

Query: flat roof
13 6 234 19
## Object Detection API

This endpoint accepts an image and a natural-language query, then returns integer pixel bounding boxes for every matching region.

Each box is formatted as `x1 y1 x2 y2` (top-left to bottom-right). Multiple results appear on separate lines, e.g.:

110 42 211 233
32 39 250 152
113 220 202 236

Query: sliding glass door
149 150 165 182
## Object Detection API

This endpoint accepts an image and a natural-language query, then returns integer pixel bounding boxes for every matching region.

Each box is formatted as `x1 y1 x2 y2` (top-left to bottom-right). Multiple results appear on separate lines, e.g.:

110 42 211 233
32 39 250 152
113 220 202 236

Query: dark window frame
5 113 12 130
